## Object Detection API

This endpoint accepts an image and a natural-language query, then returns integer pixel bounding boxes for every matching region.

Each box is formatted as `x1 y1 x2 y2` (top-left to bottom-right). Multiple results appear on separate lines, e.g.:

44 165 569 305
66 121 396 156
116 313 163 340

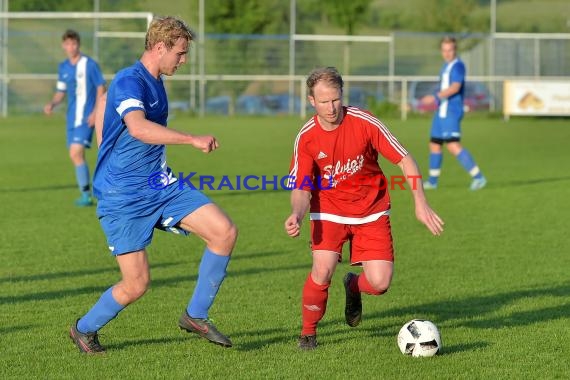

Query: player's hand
191 135 219 153
420 95 436 105
43 103 53 115
87 112 96 128
415 204 444 236
284 214 302 238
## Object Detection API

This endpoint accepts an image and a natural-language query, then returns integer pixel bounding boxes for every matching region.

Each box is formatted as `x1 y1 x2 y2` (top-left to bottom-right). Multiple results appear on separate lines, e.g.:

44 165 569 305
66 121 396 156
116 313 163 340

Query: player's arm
44 91 65 115
285 189 311 238
421 82 462 105
94 92 107 148
124 110 219 153
433 63 465 102
434 82 462 100
397 154 444 236
88 85 106 128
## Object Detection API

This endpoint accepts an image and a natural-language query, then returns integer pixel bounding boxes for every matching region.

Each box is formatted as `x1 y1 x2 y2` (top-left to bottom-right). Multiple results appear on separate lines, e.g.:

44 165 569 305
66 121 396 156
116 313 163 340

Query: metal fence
1 11 569 118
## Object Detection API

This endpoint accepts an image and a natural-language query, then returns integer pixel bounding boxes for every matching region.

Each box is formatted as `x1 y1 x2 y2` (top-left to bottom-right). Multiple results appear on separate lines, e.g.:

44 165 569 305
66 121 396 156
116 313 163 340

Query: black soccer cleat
298 335 317 350
343 272 362 327
178 311 232 347
69 320 106 354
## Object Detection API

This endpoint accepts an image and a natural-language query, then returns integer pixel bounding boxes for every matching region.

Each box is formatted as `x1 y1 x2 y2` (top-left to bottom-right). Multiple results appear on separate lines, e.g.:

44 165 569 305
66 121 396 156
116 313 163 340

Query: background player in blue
420 36 487 191
44 29 106 206
69 16 238 353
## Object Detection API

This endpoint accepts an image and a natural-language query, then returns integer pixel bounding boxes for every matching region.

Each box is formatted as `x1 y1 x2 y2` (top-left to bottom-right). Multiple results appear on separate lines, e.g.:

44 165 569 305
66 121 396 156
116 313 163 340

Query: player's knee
366 276 391 295
218 221 238 251
208 221 238 256
69 150 84 165
311 267 333 284
226 222 238 245
125 276 150 301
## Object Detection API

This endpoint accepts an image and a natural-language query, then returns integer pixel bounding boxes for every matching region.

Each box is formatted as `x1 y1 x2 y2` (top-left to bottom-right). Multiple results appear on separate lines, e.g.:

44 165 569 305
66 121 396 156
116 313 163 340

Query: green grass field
1 113 569 379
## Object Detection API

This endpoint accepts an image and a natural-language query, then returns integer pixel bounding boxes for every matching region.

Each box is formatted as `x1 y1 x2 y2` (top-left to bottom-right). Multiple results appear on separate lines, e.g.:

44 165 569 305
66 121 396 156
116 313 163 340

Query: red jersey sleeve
364 111 408 164
288 122 316 191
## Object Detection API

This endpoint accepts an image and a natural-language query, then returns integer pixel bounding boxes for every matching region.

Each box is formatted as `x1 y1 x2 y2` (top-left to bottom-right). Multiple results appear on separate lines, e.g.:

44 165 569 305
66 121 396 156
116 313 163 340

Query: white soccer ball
397 319 442 357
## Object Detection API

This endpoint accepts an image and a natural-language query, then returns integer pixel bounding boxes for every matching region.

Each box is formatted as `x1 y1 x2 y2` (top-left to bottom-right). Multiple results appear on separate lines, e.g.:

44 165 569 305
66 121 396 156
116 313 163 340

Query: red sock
301 273 329 336
356 272 386 296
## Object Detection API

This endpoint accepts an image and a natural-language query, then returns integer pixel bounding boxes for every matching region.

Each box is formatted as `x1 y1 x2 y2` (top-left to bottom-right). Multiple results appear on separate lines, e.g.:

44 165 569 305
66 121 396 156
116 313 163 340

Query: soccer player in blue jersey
44 29 106 206
421 36 487 191
69 16 238 353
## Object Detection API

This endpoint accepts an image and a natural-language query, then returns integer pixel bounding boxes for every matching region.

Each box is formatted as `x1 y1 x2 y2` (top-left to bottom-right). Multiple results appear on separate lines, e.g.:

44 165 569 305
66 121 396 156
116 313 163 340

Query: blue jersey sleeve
450 61 466 84
56 62 67 92
113 75 146 119
88 59 106 88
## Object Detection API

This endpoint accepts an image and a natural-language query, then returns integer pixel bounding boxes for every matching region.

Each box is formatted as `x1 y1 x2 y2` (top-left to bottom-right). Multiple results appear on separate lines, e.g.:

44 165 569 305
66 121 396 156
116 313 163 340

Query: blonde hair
306 67 344 96
145 16 195 51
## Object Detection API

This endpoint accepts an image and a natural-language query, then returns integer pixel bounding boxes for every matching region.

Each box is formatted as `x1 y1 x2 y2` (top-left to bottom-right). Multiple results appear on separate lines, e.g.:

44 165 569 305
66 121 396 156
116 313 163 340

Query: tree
304 0 374 100
316 0 373 36
203 0 291 114
420 0 480 33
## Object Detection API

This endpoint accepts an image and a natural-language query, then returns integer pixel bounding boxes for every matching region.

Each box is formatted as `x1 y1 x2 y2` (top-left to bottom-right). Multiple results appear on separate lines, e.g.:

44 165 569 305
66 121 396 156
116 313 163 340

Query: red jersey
289 106 408 224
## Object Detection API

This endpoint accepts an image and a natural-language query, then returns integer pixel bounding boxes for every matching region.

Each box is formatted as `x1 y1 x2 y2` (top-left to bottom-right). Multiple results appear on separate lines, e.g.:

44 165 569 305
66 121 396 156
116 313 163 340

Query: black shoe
343 272 362 327
178 311 232 347
298 335 317 350
69 320 106 354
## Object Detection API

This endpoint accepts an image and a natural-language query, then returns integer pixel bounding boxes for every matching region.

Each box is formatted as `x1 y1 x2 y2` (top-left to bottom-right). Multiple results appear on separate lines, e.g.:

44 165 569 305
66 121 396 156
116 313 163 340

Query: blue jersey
93 61 172 200
437 58 465 119
56 54 105 129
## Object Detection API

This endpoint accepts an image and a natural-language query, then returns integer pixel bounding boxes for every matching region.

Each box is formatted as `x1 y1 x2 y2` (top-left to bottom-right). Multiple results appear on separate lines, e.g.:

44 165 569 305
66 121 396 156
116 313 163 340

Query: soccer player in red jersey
284 67 444 350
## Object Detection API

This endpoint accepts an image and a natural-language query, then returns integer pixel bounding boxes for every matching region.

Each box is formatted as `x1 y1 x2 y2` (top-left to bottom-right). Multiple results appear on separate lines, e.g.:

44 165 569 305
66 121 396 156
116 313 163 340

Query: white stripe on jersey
117 98 145 116
56 81 66 91
347 107 408 158
439 58 458 118
74 56 88 127
310 209 390 224
288 118 316 188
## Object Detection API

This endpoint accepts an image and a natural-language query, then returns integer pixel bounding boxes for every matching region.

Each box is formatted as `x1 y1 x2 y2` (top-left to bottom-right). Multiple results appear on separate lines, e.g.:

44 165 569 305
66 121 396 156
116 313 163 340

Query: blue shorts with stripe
97 183 211 255
430 113 462 140
67 124 94 149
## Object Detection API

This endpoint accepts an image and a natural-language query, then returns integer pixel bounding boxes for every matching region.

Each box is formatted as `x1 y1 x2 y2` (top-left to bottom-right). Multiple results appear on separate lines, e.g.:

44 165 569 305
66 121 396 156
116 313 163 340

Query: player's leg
425 139 444 189
343 216 394 327
70 250 149 354
69 196 158 354
447 141 487 190
178 204 237 317
360 260 393 294
425 116 444 189
69 125 94 206
302 249 338 339
298 221 346 349
177 203 237 347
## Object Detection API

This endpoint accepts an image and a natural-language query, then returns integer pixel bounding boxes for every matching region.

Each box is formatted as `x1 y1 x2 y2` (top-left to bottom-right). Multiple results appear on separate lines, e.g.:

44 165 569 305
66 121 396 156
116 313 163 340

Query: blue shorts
67 125 94 148
430 113 462 140
97 184 212 255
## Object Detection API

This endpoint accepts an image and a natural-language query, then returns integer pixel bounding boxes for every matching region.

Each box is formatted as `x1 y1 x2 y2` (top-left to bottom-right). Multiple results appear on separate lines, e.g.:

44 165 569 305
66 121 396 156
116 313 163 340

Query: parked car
205 95 231 115
205 93 308 115
408 81 492 113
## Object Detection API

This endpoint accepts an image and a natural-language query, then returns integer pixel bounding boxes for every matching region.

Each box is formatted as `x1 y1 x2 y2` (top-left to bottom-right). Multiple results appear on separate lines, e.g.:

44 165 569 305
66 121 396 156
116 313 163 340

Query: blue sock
75 163 90 194
77 287 125 334
456 149 483 179
428 152 443 184
187 248 231 319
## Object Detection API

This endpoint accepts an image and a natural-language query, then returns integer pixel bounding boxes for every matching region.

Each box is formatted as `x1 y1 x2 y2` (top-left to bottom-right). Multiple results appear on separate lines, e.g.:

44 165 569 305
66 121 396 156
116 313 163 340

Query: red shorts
310 216 394 265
